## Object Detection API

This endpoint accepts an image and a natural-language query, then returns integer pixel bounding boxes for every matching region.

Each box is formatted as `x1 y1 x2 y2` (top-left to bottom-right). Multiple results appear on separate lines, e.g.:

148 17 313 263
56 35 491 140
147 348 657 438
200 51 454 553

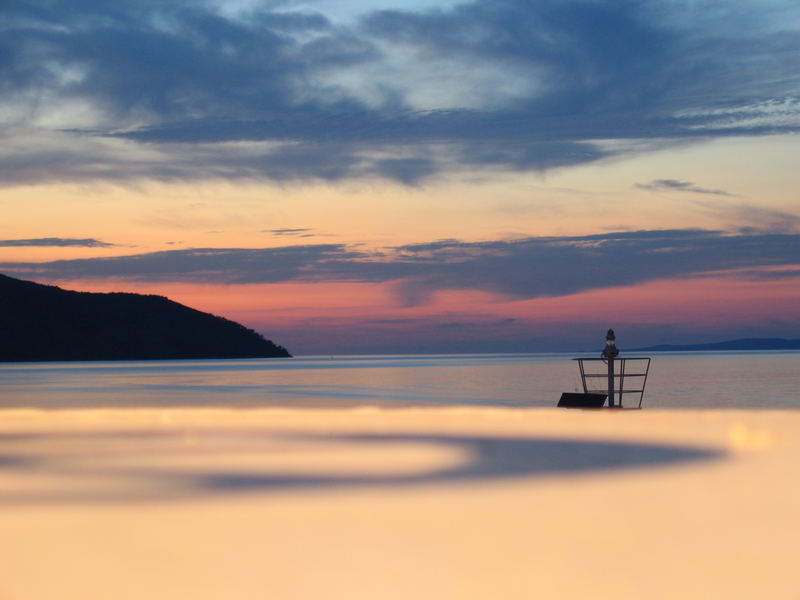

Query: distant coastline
630 338 800 352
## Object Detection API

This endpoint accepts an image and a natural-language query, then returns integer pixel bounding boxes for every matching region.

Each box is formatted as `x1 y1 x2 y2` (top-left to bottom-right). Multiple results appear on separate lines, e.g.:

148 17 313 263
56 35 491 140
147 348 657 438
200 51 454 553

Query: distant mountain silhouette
631 338 800 352
0 274 290 361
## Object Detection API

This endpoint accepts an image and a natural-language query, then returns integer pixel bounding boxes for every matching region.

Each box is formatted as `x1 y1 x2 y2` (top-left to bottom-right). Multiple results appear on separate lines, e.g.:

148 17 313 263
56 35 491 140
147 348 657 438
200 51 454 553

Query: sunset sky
1 0 799 354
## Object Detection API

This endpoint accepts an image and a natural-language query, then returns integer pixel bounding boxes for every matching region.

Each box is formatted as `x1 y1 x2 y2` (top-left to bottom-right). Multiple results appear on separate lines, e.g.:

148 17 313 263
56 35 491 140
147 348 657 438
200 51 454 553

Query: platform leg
607 358 615 408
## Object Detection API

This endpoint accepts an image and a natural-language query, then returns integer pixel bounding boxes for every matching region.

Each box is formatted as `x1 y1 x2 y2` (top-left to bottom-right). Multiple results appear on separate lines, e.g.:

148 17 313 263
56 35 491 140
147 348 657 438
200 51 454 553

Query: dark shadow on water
0 431 724 504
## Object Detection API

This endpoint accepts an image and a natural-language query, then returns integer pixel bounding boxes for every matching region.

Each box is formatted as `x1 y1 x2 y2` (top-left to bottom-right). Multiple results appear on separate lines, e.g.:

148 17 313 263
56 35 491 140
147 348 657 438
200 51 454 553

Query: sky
1 0 799 354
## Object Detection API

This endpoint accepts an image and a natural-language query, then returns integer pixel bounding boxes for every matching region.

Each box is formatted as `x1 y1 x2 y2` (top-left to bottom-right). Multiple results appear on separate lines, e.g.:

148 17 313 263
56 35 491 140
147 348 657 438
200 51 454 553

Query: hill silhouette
0 274 290 361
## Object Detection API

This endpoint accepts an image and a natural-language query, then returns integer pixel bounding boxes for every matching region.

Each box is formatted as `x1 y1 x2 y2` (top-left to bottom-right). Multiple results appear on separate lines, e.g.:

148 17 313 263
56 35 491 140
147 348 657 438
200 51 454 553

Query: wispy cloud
694 201 800 234
437 318 518 330
3 230 798 303
263 228 315 237
636 179 732 196
0 238 115 248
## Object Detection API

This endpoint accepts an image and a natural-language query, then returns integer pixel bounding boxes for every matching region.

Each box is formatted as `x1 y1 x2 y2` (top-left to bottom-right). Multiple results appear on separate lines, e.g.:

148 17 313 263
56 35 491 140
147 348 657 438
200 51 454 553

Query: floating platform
557 393 643 410
559 356 652 408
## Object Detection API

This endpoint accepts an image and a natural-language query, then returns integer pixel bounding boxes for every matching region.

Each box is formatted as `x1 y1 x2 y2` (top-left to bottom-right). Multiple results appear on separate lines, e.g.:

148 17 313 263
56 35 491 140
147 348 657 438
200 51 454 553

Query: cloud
0 245 364 283
693 201 800 234
372 157 438 186
1 0 799 185
437 318 518 329
364 318 423 325
264 228 315 237
739 268 800 281
636 179 732 196
3 230 799 303
0 237 115 247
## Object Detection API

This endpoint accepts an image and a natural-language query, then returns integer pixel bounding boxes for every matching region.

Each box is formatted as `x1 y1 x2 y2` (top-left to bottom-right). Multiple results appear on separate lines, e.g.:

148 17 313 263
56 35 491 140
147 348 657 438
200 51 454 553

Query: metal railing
574 357 652 408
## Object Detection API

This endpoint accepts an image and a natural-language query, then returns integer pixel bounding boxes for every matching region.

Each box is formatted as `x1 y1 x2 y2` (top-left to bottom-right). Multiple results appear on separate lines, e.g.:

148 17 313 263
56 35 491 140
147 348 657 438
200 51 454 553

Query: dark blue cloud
0 238 114 247
372 157 438 185
1 0 799 184
636 180 732 196
3 230 798 302
0 245 362 283
363 0 675 114
264 228 315 237
735 268 800 281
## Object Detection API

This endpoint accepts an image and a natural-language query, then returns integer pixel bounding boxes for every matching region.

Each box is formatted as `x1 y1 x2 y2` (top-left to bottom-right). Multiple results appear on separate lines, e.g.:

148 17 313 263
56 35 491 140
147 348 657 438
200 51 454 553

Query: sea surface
1 351 798 409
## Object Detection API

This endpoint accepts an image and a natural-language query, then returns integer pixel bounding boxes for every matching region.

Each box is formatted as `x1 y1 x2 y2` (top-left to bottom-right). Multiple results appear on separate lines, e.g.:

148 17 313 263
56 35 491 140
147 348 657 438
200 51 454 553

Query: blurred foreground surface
0 407 798 599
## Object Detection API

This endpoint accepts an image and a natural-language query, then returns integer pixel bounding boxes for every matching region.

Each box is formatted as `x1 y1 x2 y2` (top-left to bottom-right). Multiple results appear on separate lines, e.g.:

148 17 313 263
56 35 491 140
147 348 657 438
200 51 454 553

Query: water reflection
0 351 798 409
0 429 722 504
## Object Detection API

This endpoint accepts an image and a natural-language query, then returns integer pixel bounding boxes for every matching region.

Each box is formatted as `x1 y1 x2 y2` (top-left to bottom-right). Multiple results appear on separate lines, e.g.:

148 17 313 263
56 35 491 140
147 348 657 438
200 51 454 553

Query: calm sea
0 351 798 410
